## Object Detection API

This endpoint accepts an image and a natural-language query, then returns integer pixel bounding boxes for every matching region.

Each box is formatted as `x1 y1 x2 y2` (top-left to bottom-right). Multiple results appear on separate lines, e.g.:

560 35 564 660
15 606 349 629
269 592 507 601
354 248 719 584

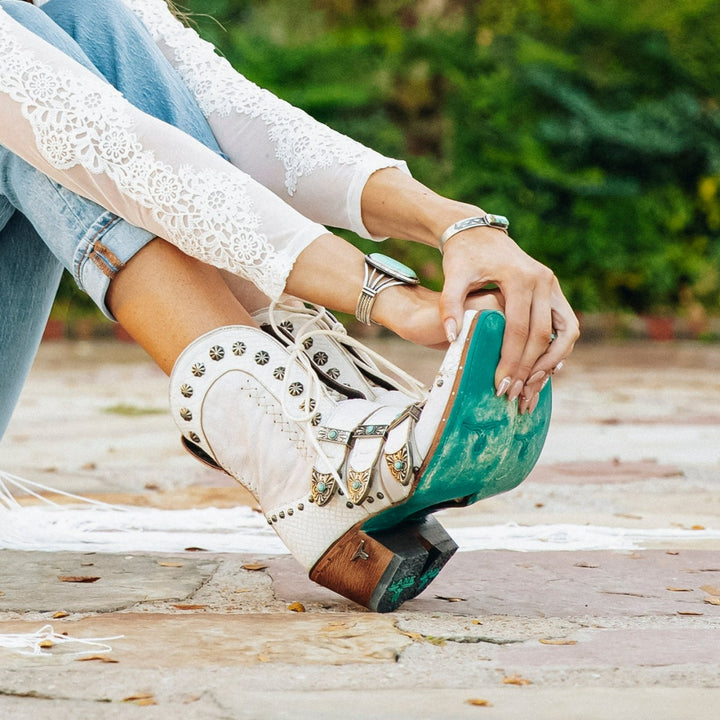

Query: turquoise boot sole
365 310 552 533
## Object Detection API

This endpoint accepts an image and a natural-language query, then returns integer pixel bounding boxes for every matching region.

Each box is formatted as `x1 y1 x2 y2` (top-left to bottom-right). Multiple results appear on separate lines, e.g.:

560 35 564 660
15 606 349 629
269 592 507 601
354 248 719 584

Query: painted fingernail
541 376 550 389
553 361 564 374
518 394 530 414
527 370 546 385
496 376 511 397
444 318 457 343
507 379 524 403
529 393 540 413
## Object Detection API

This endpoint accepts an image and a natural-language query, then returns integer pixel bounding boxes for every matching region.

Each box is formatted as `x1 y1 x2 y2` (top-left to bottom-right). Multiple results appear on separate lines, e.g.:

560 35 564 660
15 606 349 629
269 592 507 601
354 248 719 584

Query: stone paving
0 336 719 719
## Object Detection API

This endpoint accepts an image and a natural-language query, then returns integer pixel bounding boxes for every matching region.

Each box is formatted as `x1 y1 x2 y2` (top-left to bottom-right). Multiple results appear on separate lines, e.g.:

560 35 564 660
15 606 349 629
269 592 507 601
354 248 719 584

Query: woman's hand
440 227 579 402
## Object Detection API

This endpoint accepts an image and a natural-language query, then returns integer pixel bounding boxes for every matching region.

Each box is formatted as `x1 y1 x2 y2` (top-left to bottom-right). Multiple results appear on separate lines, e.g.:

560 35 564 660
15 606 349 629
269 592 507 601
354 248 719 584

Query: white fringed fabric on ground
0 625 121 657
2 470 720 555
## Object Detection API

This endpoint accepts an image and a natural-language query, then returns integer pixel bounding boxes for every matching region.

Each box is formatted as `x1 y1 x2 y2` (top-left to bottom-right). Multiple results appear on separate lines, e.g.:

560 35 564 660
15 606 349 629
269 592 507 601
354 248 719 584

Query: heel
368 515 458 608
310 524 428 612
310 516 458 612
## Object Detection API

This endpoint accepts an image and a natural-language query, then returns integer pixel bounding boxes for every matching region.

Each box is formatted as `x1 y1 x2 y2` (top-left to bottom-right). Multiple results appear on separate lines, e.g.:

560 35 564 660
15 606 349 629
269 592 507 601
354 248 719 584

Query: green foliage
57 0 720 315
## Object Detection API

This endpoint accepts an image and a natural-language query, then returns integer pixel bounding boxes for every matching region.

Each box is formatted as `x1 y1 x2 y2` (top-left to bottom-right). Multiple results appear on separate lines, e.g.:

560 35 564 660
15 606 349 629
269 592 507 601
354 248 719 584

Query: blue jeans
0 0 224 440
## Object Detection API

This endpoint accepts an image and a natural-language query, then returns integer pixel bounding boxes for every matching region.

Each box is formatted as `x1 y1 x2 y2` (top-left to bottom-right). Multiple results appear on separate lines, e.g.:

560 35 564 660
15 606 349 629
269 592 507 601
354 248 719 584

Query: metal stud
279 511 285 519
287 508 294 516
232 341 246 356
302 337 313 349
313 351 328 366
346 501 354 509
327 367 340 380
288 381 304 397
279 320 294 333
191 362 205 377
189 432 201 443
273 366 286 381
254 350 270 365
180 384 193 398
311 413 322 427
297 503 304 511
376 492 385 500
209 345 225 361
179 408 192 422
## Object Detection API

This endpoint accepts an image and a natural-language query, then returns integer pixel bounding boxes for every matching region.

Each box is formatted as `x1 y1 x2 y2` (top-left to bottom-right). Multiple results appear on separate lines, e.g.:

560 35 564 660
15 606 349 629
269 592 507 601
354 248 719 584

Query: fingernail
496 376 511 397
507 379 524 403
541 376 550 390
553 361 564 374
529 393 540 413
527 370 546 385
444 318 457 343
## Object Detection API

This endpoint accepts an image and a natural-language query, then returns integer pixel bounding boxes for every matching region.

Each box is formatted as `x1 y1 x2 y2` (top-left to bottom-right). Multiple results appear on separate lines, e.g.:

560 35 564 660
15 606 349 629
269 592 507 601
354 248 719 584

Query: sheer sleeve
120 0 410 240
0 8 328 299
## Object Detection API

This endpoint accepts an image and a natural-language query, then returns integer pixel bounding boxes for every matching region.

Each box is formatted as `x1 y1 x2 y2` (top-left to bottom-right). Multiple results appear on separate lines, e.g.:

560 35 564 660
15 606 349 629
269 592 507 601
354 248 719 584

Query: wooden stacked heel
309 515 458 612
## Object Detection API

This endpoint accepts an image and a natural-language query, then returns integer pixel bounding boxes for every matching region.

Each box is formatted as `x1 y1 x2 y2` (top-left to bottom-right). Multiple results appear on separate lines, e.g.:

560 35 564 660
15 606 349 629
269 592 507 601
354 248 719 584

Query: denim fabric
0 0 224 439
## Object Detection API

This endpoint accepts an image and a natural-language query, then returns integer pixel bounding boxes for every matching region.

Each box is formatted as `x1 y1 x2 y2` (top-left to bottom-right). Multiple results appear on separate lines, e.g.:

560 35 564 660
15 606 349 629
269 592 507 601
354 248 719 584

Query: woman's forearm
360 168 483 248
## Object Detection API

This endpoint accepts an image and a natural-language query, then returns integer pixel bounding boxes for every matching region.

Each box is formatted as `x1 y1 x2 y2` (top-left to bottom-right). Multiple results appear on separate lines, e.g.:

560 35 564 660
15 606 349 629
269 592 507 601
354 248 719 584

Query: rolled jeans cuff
74 210 155 320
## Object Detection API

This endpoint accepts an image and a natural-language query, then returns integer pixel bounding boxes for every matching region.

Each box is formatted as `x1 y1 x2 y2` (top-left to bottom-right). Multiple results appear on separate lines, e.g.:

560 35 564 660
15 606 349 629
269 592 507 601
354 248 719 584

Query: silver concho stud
180 384 193 398
279 320 294 333
310 470 335 506
188 431 201 443
179 408 192 422
313 351 328 366
302 337 313 349
327 367 341 380
347 468 371 504
191 362 205 377
254 350 270 365
273 366 286 381
385 445 412 485
232 341 246 356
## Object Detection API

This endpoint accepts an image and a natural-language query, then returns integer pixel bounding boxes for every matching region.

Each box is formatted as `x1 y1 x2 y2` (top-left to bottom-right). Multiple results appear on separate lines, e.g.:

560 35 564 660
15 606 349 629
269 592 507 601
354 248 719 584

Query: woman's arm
0 8 327 300
120 0 410 240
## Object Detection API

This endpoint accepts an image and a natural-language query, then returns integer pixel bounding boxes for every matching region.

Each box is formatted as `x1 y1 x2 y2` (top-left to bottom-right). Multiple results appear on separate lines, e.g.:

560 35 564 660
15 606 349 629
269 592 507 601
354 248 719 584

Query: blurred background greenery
55 0 720 325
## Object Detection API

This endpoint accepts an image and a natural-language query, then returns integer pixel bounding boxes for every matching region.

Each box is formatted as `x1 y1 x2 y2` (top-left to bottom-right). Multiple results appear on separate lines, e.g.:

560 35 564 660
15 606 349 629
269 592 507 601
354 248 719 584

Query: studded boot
169 310 551 610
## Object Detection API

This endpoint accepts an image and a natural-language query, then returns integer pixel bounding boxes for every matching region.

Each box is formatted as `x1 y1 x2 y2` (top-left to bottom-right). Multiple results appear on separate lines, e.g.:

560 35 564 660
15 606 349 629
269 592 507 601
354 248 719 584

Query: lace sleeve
121 0 410 240
0 8 327 299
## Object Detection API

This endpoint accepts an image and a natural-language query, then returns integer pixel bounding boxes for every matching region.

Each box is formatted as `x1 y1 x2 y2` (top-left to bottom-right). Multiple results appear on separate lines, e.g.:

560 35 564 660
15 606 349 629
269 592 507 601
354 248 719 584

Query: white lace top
0 0 408 298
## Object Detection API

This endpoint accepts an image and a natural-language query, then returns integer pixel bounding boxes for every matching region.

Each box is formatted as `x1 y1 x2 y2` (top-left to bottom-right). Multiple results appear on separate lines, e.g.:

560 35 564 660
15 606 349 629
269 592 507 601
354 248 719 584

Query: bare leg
106 238 256 374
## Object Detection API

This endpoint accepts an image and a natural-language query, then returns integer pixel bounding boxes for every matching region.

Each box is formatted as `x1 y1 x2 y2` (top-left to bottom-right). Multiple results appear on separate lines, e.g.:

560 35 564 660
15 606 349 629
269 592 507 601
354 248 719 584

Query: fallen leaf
466 698 493 706
435 595 466 602
123 693 156 705
539 638 577 646
39 640 53 649
425 636 447 646
471 620 483 625
666 587 693 592
574 562 599 569
691 524 706 531
677 610 703 616
52 611 70 619
172 604 207 610
183 696 201 704
704 596 720 606
257 654 270 662
534 502 544 508
80 562 95 567
77 655 118 663
288 602 306 613
666 551 680 556
503 674 532 686
184 547 207 552
58 576 100 583
242 563 268 571
700 585 720 597
157 561 184 568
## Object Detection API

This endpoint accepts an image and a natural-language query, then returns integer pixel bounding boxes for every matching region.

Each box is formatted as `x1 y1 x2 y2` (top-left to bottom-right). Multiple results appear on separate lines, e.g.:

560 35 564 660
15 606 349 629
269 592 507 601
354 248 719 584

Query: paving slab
0 551 217 613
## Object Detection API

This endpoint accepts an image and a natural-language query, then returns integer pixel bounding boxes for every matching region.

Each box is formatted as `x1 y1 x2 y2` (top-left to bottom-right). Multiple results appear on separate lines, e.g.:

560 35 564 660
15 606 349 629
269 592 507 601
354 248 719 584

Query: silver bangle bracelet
438 214 510 253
